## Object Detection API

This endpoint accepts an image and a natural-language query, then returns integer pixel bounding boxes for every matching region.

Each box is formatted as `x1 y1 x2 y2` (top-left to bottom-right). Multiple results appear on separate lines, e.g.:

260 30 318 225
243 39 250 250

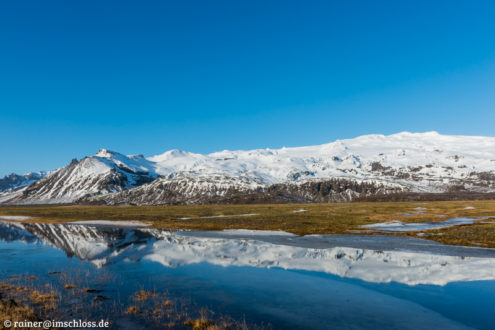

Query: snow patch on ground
362 217 495 232
179 214 258 220
0 216 33 221
293 209 307 213
67 220 151 227
464 206 475 210
221 229 296 236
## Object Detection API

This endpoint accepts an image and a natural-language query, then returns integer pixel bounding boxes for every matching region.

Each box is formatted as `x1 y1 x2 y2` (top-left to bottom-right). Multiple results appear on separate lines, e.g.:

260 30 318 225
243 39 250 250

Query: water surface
1 221 494 329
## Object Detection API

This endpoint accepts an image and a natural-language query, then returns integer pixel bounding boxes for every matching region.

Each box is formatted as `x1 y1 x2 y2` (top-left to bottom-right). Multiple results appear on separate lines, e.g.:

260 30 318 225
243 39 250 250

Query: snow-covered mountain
0 171 49 192
0 171 51 204
2 132 495 205
2 149 158 204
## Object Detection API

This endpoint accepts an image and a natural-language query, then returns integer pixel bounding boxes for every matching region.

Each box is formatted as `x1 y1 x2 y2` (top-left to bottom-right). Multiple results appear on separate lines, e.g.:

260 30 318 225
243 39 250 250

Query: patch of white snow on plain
293 209 308 213
67 220 151 227
464 206 475 210
221 229 296 236
178 214 258 220
362 217 495 232
0 216 33 221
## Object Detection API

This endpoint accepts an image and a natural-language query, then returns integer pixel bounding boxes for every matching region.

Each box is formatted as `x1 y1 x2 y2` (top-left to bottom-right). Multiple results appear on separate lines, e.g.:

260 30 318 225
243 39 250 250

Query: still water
1 221 494 329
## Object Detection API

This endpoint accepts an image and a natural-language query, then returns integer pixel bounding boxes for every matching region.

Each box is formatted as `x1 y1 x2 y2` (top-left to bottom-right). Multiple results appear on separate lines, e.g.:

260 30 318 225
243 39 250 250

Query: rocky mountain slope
1 149 157 204
1 132 495 205
0 171 49 192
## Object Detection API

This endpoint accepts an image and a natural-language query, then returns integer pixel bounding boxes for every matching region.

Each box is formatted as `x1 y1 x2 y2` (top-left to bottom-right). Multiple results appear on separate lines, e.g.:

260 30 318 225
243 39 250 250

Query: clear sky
1 0 495 176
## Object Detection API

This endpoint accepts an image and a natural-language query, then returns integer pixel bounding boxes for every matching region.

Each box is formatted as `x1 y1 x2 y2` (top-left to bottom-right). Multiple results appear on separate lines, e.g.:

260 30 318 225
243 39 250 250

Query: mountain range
1 132 494 205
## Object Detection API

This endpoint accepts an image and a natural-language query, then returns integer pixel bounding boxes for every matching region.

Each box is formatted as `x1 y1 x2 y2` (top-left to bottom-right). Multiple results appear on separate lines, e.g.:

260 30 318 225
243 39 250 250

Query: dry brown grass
125 306 142 314
2 200 495 247
133 290 156 302
183 309 220 330
0 299 38 329
1 283 40 329
0 278 255 330
0 284 15 291
184 318 215 329
28 290 56 304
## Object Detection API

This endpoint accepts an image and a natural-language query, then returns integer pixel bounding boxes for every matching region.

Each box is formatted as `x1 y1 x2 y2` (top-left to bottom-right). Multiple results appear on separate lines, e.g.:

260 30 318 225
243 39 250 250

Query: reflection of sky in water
1 224 495 329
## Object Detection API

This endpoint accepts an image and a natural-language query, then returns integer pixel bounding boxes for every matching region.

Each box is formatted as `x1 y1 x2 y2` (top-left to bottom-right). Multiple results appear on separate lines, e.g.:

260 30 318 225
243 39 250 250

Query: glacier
1 131 495 205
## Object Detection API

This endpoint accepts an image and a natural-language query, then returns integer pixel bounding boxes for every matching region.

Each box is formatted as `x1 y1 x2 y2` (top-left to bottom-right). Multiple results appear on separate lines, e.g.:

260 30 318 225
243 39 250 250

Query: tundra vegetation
2 200 495 247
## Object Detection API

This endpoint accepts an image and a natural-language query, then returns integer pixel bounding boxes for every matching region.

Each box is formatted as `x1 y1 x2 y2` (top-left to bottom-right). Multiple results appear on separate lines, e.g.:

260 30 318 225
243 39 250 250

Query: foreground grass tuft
133 290 156 302
125 306 142 314
28 291 56 304
0 299 38 328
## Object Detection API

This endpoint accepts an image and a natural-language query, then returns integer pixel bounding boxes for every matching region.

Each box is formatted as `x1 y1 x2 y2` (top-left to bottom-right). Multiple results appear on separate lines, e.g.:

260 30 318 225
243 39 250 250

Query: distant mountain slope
3 149 157 204
2 132 495 205
0 171 49 192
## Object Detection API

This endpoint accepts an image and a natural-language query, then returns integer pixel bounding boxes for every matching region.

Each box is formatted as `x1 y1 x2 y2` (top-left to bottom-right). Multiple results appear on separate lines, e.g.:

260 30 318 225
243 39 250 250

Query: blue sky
1 0 495 176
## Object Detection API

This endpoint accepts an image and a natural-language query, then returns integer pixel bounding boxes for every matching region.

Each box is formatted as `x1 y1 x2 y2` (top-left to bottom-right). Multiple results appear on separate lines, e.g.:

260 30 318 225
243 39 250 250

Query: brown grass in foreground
28 290 57 304
1 275 260 330
133 290 156 302
125 306 142 314
2 200 495 247
0 299 38 329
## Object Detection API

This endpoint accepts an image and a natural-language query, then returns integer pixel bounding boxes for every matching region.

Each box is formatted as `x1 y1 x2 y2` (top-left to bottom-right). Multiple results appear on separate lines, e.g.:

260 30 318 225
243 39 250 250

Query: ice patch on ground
399 210 426 216
0 216 33 221
293 209 307 213
179 214 258 220
362 217 495 232
464 206 475 210
221 229 296 236
67 220 151 227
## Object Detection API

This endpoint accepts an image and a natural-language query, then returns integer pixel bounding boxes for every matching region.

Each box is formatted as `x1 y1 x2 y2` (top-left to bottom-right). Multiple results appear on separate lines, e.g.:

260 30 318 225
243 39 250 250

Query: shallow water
362 216 495 232
1 222 495 329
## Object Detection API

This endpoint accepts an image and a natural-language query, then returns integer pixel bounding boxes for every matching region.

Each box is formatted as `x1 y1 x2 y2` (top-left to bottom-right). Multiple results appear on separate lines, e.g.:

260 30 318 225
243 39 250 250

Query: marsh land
2 200 495 247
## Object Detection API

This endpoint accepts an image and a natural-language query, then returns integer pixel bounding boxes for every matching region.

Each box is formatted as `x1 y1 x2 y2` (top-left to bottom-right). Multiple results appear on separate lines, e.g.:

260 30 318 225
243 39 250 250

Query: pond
1 221 494 329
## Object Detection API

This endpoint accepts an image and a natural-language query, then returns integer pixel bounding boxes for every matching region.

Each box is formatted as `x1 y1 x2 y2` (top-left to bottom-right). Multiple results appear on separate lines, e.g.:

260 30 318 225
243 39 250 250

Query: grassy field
1 200 495 247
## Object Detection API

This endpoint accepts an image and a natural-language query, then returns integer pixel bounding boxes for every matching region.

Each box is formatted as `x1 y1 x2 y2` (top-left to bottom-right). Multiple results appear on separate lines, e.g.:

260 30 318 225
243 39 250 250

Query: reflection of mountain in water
1 221 495 286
